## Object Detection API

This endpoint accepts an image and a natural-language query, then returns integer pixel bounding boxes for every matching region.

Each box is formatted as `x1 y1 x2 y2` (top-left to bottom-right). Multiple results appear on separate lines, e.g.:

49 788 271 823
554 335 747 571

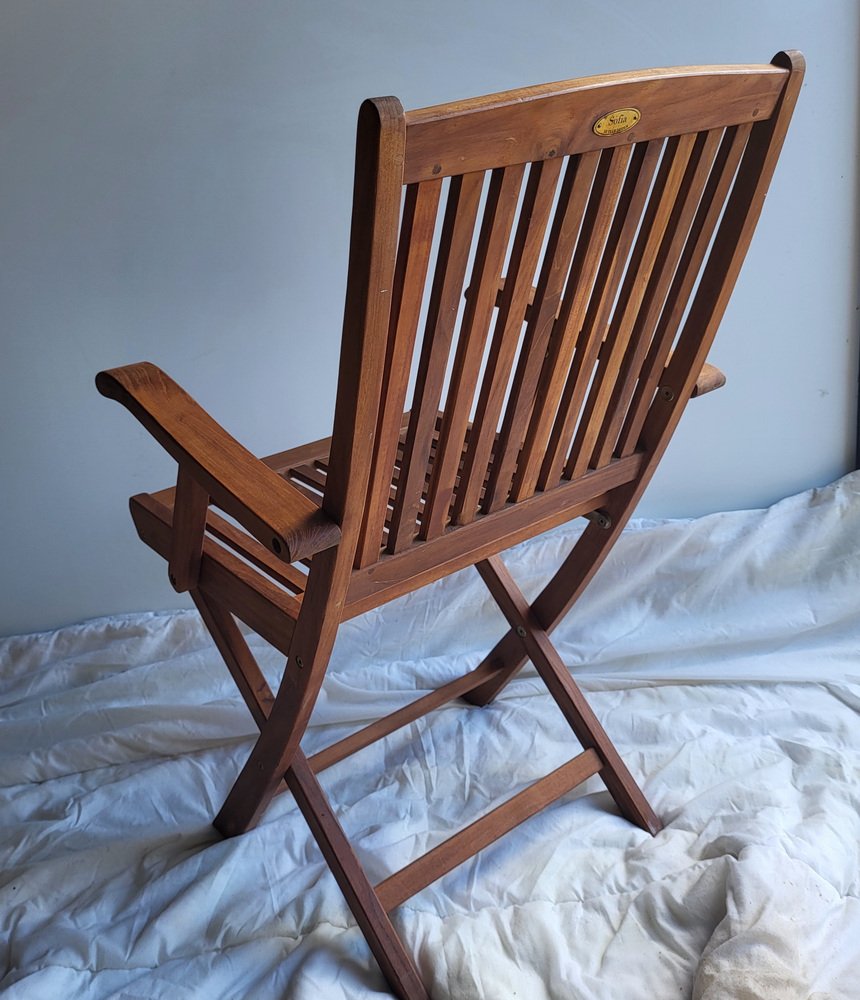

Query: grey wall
2 0 858 637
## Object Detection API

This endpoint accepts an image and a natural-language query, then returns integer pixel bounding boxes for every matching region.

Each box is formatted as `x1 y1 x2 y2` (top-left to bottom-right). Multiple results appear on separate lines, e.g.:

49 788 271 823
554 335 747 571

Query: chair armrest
692 362 726 397
96 362 341 564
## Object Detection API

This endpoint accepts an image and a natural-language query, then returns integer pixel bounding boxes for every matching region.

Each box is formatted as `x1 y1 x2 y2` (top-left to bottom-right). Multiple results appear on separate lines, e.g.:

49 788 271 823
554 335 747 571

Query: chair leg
191 589 274 728
288 753 431 1000
192 591 430 998
464 495 637 707
461 616 529 707
476 554 661 836
211 546 351 839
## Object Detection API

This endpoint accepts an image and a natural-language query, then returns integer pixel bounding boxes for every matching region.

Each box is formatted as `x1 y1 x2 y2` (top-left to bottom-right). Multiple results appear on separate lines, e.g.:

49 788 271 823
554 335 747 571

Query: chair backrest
316 54 803 603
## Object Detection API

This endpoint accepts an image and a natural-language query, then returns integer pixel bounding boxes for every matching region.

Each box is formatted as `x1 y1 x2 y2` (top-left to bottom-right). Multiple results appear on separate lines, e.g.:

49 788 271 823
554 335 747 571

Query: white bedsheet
1 475 859 999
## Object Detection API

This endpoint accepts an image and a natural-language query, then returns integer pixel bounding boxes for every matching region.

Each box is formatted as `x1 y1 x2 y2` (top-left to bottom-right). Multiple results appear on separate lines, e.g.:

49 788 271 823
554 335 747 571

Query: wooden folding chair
96 51 803 999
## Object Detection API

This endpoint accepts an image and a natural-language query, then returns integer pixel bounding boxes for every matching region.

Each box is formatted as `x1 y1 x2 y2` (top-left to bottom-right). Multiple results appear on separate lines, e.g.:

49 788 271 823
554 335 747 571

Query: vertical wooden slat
538 139 662 489
321 98 407 537
519 147 632 498
386 171 485 552
420 167 523 539
509 147 622 501
564 132 699 479
591 127 725 468
616 122 752 457
356 180 442 566
451 157 563 524
483 151 601 508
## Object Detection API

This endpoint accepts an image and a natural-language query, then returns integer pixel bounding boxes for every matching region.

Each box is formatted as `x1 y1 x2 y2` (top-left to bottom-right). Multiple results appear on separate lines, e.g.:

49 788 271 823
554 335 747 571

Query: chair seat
136 403 646 650
136 414 488 654
138 352 724 643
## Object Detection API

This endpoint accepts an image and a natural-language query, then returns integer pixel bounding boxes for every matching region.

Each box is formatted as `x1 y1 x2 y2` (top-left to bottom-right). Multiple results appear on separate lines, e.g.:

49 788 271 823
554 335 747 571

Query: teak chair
97 52 803 999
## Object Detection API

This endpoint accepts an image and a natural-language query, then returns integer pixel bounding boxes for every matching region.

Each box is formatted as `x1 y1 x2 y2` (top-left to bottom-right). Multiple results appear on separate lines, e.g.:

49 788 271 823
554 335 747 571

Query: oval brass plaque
593 107 641 137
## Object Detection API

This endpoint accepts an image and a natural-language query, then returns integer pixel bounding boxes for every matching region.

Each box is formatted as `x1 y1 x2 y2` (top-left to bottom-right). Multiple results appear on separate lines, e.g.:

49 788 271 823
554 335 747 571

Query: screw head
294 655 304 669
515 625 527 638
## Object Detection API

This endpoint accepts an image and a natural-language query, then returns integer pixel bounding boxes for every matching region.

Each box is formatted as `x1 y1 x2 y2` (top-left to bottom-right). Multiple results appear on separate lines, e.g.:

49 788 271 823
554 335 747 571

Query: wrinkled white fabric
1 474 858 999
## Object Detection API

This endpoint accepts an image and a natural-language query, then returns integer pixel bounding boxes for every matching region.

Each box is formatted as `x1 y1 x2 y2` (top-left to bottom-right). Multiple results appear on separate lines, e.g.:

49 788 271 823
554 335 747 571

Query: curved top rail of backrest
403 63 790 182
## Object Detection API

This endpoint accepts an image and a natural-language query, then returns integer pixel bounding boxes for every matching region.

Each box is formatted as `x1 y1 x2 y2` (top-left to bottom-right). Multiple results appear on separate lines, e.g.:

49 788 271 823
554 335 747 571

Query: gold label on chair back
593 108 641 136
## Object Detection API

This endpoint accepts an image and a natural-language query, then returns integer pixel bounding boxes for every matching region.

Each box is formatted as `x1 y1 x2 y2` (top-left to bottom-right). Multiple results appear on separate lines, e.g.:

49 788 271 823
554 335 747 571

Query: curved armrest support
96 362 341 564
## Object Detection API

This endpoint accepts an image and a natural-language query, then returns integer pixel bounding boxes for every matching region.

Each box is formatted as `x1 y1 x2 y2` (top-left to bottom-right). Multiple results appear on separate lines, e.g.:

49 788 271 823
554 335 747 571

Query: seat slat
289 463 328 494
283 477 326 507
205 511 309 595
261 434 332 475
154 482 312 594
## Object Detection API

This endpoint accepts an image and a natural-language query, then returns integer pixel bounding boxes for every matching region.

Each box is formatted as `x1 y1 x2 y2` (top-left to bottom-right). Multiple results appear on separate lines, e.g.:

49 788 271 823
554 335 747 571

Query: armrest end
97 363 341 563
692 362 726 398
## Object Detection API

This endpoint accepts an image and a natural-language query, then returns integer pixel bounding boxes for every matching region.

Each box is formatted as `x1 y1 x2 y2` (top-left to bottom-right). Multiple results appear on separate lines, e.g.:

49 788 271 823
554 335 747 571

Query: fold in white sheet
1 475 858 998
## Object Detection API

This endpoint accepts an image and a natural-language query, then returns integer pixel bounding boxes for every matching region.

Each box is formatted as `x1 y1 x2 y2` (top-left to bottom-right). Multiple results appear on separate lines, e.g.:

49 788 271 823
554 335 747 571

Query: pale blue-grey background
1 0 857 636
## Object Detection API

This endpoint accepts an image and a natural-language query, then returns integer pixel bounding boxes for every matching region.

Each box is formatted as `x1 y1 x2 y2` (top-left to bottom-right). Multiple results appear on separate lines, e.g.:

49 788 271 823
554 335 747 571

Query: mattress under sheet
1 475 859 998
